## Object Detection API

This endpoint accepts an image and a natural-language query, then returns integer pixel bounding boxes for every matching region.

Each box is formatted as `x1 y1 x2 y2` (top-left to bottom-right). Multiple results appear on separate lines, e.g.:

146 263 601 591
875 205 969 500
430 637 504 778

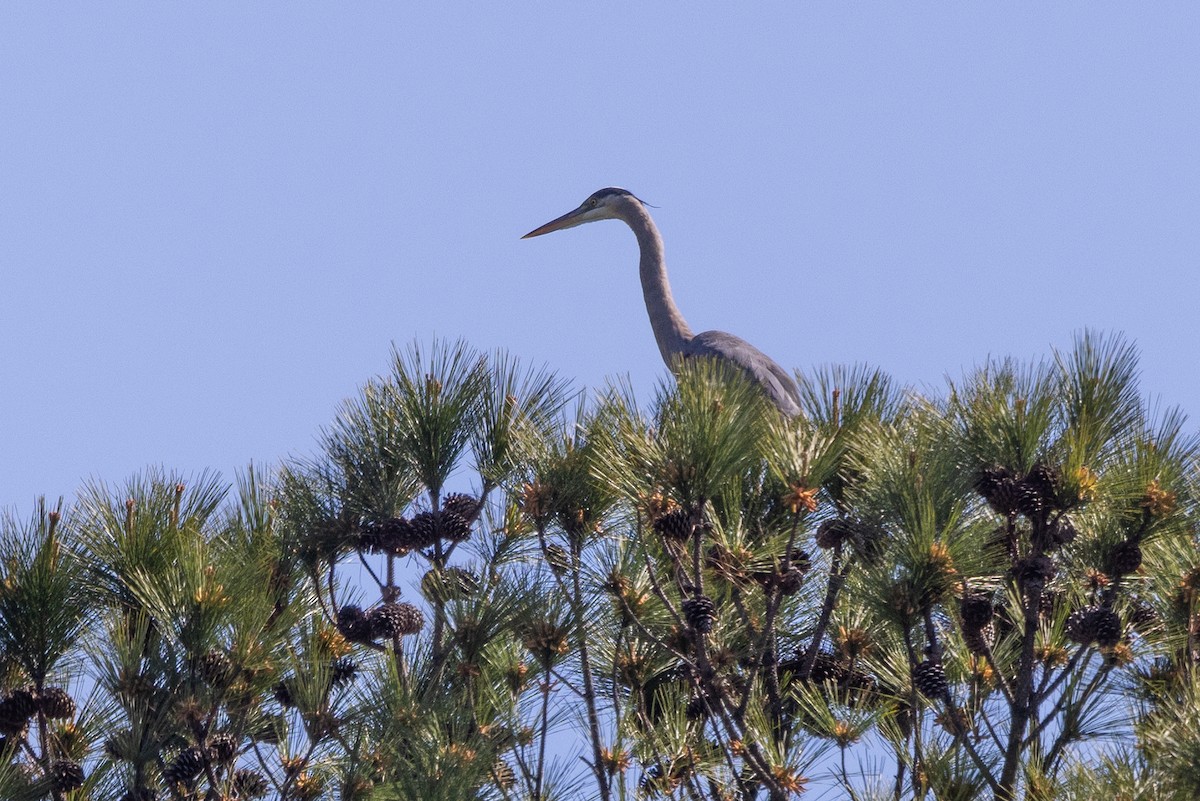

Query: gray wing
685 330 802 416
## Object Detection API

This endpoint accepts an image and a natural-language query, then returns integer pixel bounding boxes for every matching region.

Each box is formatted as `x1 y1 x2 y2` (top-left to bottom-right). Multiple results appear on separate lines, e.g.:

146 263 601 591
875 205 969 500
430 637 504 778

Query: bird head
522 188 642 238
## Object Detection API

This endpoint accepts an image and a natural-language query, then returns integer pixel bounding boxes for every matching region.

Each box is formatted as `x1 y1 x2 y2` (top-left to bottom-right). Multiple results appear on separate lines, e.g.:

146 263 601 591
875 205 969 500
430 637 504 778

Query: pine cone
777 567 806 596
913 659 948 698
37 687 76 720
1013 555 1056 586
163 746 205 784
367 603 403 638
49 759 85 792
964 622 996 655
1094 609 1123 647
208 733 238 762
336 605 373 643
197 649 235 687
1128 600 1159 632
1047 516 1078 548
380 516 419 554
439 511 472 542
804 651 849 683
369 603 423 638
1065 606 1095 644
442 493 480 520
330 656 359 687
815 518 853 549
1040 590 1064 620
522 620 569 663
974 466 1022 515
959 592 994 632
682 596 718 634
1106 540 1143 577
355 517 408 555
850 521 889 562
1067 605 1122 647
234 768 270 799
354 519 383 553
653 509 693 541
1015 481 1047 519
0 689 37 735
1024 462 1064 510
273 681 294 708
407 512 445 549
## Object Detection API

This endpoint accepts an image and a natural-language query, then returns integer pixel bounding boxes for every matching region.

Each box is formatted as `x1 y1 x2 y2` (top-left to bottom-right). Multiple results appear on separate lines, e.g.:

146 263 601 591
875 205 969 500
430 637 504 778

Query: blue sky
3 5 1198 508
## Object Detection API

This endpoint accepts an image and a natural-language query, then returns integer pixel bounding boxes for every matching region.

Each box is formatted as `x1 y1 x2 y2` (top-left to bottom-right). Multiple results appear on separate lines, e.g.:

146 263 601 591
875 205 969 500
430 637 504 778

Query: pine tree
0 334 1195 801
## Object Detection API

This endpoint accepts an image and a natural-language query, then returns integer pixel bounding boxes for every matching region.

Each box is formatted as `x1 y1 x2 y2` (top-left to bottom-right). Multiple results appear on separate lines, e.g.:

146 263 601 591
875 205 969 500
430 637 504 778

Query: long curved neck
618 200 694 365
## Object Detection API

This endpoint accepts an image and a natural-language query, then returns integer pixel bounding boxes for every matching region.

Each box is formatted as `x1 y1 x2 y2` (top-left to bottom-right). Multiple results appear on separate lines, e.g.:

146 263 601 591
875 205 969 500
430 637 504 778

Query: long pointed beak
521 206 588 239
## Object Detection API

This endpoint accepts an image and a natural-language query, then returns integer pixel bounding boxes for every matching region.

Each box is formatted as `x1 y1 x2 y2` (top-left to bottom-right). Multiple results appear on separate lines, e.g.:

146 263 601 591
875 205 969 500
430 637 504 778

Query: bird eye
586 198 598 208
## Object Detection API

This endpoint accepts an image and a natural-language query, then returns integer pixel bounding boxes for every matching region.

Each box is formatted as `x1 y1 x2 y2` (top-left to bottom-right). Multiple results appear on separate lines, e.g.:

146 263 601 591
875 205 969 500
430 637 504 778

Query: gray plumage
523 188 802 416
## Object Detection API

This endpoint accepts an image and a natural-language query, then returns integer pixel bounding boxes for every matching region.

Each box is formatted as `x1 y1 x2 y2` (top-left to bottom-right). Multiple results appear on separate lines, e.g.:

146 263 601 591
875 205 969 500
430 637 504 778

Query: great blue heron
523 187 802 416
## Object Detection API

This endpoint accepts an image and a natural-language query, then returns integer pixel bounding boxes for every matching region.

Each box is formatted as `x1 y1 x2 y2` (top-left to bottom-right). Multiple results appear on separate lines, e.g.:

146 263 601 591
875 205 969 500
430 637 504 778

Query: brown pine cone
330 656 359 687
682 596 717 634
442 492 481 520
438 511 473 542
777 567 806 596
49 760 85 792
336 605 373 643
376 516 419 554
815 518 853 549
1013 555 1056 586
369 602 424 638
1106 540 1143 577
197 649 235 687
960 592 995 631
1047 516 1078 548
208 732 239 762
653 509 693 541
1067 605 1122 647
964 622 996 655
407 512 445 549
913 659 948 698
975 466 1022 515
0 689 37 735
37 687 76 720
1024 462 1064 511
234 768 270 799
162 746 205 784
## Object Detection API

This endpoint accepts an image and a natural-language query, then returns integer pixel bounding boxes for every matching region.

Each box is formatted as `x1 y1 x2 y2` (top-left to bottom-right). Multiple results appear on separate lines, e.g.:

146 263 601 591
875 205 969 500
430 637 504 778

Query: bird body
523 188 801 416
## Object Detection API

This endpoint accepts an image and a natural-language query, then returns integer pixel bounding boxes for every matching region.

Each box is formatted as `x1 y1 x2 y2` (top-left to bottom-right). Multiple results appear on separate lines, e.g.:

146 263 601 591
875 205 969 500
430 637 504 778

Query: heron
522 188 802 416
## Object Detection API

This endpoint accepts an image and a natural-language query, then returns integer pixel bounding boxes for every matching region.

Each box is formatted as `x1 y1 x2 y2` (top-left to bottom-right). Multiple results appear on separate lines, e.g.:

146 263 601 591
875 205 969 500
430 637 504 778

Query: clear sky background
3 5 1198 510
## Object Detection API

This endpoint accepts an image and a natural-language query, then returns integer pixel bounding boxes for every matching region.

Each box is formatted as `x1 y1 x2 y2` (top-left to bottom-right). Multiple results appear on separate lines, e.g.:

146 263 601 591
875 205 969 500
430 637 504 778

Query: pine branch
798 547 850 680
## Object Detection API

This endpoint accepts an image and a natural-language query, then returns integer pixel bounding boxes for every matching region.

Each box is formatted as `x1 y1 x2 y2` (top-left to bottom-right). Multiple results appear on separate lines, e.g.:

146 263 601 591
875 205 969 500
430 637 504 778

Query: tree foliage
0 333 1197 800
